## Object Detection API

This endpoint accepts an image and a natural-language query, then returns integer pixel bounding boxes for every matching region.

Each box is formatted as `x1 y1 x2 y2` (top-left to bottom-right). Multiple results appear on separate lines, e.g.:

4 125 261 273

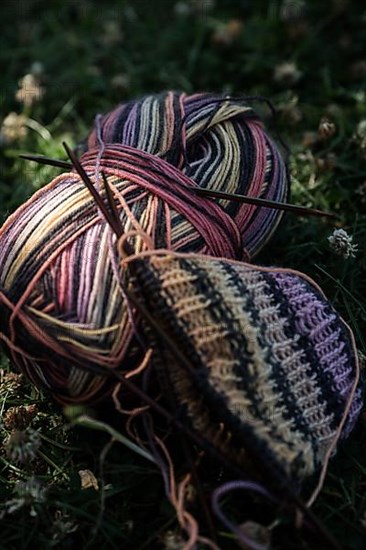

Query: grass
0 0 366 548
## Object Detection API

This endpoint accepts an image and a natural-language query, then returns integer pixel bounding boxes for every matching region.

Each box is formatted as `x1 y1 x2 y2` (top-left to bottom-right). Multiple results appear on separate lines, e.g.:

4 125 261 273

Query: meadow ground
0 1 365 548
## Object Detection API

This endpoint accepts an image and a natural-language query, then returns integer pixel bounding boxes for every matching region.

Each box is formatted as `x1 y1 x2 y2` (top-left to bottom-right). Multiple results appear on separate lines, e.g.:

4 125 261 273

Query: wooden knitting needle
19 153 335 219
62 143 125 239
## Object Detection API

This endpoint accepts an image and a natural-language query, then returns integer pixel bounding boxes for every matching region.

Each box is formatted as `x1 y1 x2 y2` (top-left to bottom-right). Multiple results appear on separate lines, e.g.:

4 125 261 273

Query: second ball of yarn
88 91 290 258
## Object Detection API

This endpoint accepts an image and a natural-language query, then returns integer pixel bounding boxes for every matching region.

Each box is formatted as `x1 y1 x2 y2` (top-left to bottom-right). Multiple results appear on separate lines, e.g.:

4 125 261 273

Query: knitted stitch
127 251 362 485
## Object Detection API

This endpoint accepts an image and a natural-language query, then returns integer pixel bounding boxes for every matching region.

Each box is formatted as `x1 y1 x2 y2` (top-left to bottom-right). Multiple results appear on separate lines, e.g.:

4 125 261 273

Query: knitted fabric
127 251 362 485
87 91 290 258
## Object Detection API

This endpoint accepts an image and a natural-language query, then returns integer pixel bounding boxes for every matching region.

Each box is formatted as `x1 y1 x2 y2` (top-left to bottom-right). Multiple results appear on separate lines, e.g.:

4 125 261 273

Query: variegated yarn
0 92 289 405
88 91 290 258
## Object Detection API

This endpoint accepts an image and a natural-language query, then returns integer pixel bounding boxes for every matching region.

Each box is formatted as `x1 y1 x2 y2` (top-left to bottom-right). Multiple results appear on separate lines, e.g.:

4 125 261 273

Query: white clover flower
273 62 302 86
0 112 28 144
1 477 46 518
4 427 41 464
328 228 358 259
15 74 44 107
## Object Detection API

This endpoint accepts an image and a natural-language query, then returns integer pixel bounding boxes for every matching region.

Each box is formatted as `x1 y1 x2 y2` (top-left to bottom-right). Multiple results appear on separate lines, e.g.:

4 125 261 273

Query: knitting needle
19 153 335 219
191 187 336 219
62 143 124 239
19 153 72 170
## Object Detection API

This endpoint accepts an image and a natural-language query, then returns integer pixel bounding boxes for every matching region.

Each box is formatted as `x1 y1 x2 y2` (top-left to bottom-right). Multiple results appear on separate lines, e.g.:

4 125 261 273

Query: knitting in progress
0 92 290 404
0 91 362 548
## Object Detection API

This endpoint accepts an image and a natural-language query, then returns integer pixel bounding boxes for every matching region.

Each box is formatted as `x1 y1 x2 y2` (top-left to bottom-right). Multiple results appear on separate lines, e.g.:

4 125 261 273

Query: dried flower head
211 19 243 47
161 530 186 549
318 117 336 140
0 112 28 144
273 62 302 86
0 370 24 399
3 404 38 431
238 520 271 549
4 427 41 464
78 469 99 491
15 74 44 107
328 228 358 259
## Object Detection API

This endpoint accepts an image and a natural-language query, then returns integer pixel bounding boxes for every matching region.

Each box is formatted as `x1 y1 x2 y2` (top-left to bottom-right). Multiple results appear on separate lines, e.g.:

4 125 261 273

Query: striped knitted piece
127 251 362 484
87 91 289 258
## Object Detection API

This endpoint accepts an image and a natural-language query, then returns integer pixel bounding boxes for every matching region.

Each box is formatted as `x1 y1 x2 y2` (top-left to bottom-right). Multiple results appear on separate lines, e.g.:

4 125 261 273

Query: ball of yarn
127 250 362 485
88 91 290 258
0 143 245 404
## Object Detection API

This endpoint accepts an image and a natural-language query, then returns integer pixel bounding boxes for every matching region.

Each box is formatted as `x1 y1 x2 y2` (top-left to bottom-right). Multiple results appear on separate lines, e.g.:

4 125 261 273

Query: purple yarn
212 480 276 550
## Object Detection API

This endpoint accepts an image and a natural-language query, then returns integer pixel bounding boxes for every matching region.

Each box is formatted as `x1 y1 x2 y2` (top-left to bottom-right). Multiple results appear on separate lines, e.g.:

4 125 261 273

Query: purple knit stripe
272 272 361 437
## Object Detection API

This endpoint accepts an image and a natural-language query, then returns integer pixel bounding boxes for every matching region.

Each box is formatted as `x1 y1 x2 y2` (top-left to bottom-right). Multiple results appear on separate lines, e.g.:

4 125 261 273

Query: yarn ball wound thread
126 250 362 486
0 93 289 405
0 145 243 404
87 91 290 259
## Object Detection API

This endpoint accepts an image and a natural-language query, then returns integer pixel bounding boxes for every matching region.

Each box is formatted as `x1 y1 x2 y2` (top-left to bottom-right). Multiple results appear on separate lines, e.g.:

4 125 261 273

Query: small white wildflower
2 477 46 518
318 117 336 140
4 427 41 464
15 74 44 107
0 112 28 144
273 62 302 86
328 228 358 259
